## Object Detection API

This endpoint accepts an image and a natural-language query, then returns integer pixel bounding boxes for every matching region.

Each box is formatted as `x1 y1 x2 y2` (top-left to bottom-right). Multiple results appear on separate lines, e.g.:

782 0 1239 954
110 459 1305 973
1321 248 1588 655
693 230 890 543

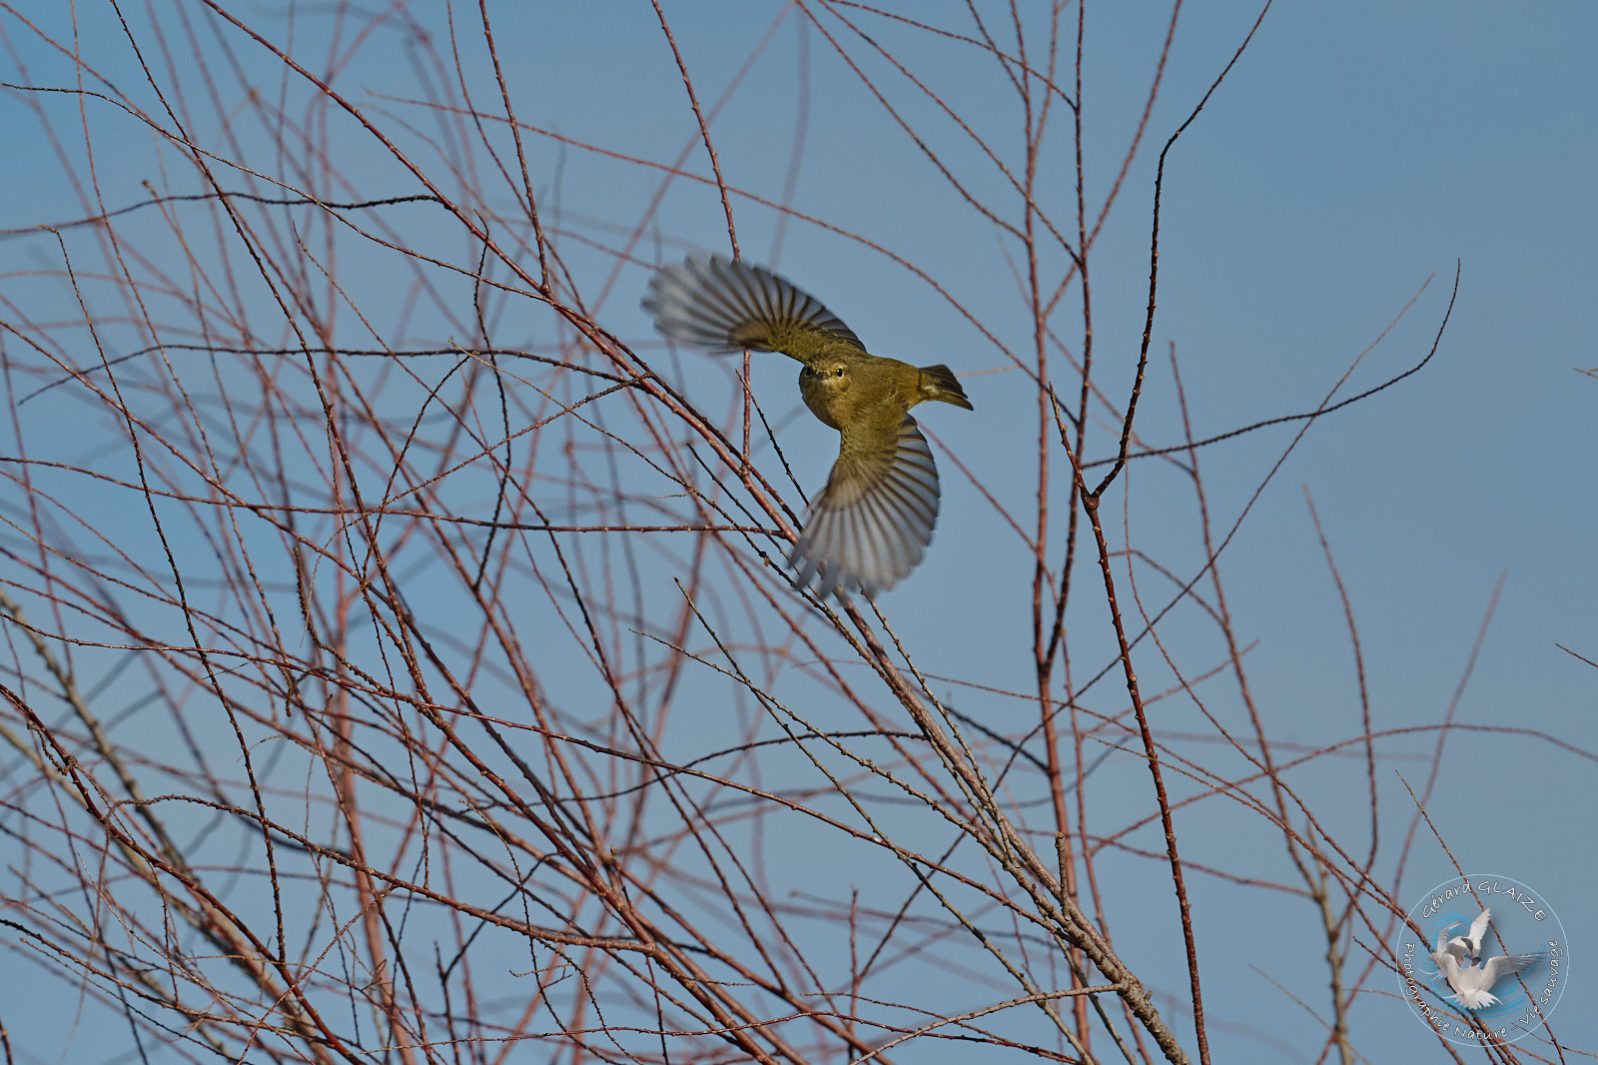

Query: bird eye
834 367 845 377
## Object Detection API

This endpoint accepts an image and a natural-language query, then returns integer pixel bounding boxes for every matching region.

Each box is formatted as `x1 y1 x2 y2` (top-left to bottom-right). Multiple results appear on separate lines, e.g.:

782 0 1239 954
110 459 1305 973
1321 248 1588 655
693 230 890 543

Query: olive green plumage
644 255 971 598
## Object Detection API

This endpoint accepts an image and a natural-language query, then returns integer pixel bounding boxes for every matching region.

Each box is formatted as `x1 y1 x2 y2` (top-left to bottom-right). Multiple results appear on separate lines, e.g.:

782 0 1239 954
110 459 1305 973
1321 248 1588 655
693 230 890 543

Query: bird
1429 909 1542 1010
1440 907 1494 967
643 255 972 598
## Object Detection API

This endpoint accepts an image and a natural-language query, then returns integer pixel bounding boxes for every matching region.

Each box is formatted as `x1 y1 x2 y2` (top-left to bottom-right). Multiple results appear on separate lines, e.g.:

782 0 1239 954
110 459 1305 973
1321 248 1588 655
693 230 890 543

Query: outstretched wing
789 413 940 598
1465 908 1493 955
643 255 864 357
1481 953 1542 988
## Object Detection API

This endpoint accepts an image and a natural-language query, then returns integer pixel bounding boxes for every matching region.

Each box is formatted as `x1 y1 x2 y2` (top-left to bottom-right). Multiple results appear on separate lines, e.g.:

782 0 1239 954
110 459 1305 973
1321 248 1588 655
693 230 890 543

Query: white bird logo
1429 908 1543 1009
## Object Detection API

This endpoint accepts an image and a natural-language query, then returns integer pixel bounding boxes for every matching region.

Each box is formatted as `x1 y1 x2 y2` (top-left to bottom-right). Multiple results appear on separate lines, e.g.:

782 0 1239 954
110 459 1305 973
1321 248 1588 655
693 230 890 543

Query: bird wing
1466 908 1493 955
1480 953 1542 987
789 413 940 598
643 255 865 357
1436 929 1469 963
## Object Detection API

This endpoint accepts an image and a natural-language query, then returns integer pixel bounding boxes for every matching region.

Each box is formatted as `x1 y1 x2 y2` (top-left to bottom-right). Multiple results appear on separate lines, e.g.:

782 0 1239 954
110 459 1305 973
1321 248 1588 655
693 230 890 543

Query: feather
789 415 940 598
643 255 864 355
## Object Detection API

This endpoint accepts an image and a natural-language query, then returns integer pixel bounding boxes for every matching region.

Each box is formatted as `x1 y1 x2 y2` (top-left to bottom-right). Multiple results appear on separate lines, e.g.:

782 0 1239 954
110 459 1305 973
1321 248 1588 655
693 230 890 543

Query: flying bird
644 255 972 598
1429 909 1542 1009
1440 907 1494 966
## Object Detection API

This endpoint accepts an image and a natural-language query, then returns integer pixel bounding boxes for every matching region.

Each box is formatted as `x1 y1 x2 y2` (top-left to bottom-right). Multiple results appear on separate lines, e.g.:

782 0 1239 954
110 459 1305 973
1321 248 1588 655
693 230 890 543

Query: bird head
805 357 852 394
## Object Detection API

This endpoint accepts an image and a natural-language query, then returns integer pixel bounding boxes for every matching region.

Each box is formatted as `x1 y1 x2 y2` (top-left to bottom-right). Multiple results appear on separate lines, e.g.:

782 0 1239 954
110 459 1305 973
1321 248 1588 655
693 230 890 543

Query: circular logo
1395 873 1567 1045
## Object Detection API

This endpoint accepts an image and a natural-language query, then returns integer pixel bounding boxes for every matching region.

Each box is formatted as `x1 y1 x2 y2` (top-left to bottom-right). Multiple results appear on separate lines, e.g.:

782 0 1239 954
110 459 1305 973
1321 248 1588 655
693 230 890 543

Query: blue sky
2 2 1593 1061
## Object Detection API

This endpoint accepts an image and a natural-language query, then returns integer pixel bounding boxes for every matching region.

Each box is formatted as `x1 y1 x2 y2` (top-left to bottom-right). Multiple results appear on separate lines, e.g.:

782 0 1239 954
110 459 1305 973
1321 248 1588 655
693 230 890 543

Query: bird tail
917 364 973 409
1450 988 1501 1010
